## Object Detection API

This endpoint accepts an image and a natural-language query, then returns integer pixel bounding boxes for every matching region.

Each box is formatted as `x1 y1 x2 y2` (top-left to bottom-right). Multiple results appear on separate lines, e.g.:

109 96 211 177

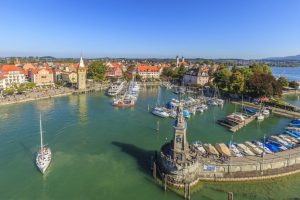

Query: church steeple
79 56 85 68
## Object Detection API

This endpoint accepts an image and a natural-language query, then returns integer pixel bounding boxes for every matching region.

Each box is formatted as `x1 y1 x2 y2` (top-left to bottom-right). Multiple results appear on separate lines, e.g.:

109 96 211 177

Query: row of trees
3 82 36 95
213 63 287 97
162 65 186 79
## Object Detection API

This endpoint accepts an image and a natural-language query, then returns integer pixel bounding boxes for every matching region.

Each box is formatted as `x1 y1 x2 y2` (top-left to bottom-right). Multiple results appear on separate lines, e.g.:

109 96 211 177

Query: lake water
271 66 300 81
0 87 299 200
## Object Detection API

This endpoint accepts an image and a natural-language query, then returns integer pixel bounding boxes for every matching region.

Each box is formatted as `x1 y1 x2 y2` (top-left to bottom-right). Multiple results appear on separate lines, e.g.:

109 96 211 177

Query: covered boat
242 106 257 114
203 144 220 156
215 143 231 157
112 98 135 107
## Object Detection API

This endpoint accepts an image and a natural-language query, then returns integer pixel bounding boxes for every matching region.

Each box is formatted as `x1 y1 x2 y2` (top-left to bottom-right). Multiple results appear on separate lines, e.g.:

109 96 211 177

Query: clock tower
172 104 189 162
77 56 86 90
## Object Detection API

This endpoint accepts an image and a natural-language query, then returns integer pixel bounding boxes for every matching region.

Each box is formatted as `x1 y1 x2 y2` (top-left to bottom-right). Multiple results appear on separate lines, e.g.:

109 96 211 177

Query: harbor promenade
0 87 74 106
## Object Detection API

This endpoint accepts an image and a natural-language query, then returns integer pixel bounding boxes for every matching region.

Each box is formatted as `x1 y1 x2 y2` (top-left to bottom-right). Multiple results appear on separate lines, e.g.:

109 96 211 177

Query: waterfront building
183 66 210 86
61 71 77 85
53 69 62 82
159 104 200 187
77 56 87 90
105 62 123 79
29 68 54 86
137 64 161 79
61 62 79 85
0 65 26 90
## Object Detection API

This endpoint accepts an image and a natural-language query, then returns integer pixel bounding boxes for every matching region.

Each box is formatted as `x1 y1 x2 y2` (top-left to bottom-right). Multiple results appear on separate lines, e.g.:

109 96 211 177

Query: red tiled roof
29 67 53 74
0 65 24 74
137 64 160 72
23 63 36 70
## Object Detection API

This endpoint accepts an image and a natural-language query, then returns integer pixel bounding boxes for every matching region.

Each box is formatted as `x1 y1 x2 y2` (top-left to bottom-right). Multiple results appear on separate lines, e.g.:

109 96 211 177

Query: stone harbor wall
197 147 300 181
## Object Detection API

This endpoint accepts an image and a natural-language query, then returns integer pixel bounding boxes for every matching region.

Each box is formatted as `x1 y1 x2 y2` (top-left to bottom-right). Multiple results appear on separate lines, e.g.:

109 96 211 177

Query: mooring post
184 183 187 199
153 161 157 180
188 183 191 200
157 120 160 132
228 192 233 200
164 175 167 192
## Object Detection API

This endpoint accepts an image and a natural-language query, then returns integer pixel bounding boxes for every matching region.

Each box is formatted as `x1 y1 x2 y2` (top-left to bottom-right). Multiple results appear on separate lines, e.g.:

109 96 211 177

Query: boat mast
40 114 43 151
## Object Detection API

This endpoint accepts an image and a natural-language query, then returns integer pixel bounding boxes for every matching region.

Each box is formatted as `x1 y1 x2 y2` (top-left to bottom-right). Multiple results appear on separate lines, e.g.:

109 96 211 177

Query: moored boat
244 141 263 155
253 141 273 154
257 113 264 121
215 143 231 157
236 143 256 156
203 144 220 157
152 107 169 118
112 98 135 107
107 81 126 96
265 142 280 153
228 143 243 157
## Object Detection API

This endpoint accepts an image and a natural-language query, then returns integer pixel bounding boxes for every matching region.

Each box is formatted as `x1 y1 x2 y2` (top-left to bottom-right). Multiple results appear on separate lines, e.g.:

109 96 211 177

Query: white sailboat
36 114 52 174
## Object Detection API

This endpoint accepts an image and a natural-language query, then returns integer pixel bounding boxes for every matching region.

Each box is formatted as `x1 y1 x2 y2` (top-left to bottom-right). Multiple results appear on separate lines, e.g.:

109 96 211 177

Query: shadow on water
20 142 35 162
112 141 155 175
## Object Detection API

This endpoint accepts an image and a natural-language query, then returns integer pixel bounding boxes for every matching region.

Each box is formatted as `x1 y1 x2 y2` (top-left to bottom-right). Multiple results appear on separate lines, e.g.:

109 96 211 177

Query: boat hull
36 147 51 174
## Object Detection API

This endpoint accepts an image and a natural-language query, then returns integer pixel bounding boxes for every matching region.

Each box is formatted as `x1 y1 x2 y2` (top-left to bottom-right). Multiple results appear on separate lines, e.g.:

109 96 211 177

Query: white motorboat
257 113 264 121
244 141 263 155
263 109 270 116
236 143 256 156
253 141 273 154
36 114 51 174
151 107 169 118
192 141 206 154
228 144 243 157
107 81 126 96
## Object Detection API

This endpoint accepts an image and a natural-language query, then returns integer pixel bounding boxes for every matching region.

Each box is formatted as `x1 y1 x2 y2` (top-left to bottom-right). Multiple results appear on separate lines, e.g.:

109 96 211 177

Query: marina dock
218 113 257 133
232 101 300 119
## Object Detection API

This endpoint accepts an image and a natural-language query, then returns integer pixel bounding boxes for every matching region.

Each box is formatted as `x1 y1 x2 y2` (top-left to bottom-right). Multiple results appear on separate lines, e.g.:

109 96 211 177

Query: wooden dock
232 101 300 119
218 114 257 133
73 88 96 95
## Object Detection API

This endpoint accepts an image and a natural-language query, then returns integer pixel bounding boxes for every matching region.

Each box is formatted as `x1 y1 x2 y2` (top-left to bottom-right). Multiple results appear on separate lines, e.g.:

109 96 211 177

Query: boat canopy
215 143 231 157
204 144 219 156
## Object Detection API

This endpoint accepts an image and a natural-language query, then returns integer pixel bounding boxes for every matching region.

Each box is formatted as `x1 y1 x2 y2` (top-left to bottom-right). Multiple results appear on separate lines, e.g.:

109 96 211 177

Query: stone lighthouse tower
172 104 189 162
77 56 87 90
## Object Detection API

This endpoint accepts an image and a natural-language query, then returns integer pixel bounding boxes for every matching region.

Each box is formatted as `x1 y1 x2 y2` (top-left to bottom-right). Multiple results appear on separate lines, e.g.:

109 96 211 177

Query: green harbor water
0 87 299 200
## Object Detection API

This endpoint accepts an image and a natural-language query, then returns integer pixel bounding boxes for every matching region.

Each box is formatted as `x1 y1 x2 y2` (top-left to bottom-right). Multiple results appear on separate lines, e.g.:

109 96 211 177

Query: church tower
172 104 189 162
77 56 87 90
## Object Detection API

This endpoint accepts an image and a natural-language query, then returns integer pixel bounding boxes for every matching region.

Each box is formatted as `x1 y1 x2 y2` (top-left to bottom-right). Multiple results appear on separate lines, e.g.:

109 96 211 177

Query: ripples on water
0 90 300 199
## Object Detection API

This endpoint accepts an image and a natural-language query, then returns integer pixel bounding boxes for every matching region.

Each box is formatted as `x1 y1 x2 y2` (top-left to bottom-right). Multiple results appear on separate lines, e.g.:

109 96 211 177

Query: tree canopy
213 63 282 97
87 61 107 81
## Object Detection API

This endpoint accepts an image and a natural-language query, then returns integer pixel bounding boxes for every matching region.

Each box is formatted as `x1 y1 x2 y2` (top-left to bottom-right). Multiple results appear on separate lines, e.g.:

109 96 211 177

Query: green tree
87 61 107 81
213 66 232 90
277 76 289 87
176 65 186 78
4 87 15 95
248 73 282 97
229 71 245 94
249 63 271 75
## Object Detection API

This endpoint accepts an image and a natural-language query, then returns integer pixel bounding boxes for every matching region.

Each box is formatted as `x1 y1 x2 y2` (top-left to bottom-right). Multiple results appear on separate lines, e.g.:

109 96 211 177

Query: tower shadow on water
112 141 155 175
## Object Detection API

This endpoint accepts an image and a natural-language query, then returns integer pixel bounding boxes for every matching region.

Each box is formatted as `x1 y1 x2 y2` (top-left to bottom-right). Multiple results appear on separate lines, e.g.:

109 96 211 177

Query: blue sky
1 0 300 58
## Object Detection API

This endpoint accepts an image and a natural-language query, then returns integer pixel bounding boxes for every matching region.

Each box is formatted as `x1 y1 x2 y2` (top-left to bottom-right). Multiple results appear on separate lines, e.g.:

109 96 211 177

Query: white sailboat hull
36 147 52 174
